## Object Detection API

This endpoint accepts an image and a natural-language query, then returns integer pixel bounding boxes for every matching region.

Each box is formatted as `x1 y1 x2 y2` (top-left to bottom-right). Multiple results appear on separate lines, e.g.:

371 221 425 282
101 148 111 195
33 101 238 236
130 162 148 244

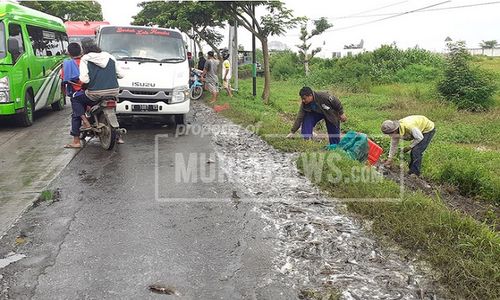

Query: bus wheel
17 92 34 127
51 91 65 111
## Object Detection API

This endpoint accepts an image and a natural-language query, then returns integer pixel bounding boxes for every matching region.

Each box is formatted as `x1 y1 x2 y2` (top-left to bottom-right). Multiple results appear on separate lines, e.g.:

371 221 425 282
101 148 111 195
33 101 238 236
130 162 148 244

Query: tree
479 40 498 49
296 17 332 76
132 1 226 56
438 41 496 111
217 1 303 103
19 1 103 21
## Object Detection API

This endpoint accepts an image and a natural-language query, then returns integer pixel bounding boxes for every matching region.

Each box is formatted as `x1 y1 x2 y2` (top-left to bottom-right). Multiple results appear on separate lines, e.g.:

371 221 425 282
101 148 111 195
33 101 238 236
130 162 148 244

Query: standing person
76 39 125 143
221 50 233 97
62 42 85 148
287 87 347 145
187 52 194 68
381 115 435 176
197 51 206 71
202 51 219 103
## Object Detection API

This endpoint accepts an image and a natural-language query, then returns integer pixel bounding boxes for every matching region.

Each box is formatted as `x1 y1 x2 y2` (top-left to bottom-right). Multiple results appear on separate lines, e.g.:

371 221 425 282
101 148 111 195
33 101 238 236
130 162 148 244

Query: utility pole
228 20 238 92
252 3 256 97
233 20 238 92
192 27 197 67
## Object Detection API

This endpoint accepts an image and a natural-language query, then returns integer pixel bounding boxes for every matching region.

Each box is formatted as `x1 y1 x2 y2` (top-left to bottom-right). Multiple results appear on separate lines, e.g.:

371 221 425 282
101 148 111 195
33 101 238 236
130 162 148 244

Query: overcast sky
100 0 500 55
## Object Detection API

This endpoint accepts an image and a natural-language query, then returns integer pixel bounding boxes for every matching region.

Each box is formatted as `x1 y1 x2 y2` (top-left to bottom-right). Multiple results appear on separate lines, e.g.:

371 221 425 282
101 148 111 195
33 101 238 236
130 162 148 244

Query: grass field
206 57 500 299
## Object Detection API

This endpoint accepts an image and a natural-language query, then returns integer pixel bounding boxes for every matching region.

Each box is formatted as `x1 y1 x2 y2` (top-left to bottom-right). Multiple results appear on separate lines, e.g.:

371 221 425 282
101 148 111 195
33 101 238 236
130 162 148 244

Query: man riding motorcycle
73 38 125 144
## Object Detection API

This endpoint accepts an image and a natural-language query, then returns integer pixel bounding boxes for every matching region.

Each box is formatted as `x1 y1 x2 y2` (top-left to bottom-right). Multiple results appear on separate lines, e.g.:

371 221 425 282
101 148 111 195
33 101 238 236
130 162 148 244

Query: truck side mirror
7 37 20 62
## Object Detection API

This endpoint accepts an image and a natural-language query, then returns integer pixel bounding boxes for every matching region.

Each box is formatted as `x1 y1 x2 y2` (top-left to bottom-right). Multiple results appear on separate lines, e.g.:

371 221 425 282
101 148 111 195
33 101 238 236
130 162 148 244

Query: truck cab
96 25 190 124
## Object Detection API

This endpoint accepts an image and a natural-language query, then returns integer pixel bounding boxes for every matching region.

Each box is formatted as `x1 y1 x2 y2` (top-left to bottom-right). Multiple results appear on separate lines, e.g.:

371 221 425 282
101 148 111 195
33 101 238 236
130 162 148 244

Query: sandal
64 143 81 149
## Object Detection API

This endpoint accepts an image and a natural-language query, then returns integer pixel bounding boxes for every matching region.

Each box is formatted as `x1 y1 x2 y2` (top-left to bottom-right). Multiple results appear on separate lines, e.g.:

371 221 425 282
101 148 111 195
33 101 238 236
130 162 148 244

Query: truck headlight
171 85 189 104
0 77 10 103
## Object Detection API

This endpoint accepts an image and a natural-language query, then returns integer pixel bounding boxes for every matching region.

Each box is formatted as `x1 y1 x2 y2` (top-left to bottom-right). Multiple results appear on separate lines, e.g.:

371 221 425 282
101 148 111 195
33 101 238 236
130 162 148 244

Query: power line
285 0 500 37
338 1 408 19
311 0 408 22
325 1 451 33
330 1 500 20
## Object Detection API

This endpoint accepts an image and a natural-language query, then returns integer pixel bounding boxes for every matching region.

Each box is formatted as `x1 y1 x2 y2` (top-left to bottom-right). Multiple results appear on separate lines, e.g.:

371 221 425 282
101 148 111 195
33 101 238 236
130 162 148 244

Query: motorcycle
189 68 204 100
80 97 126 150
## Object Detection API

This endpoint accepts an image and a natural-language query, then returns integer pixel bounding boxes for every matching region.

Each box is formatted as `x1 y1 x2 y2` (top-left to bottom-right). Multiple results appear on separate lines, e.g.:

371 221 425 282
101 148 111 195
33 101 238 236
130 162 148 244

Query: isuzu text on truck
96 26 189 124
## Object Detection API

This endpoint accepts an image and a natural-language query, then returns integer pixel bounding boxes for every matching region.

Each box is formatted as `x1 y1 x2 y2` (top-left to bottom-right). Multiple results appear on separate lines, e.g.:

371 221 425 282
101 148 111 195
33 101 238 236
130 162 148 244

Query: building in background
468 47 500 57
322 39 366 58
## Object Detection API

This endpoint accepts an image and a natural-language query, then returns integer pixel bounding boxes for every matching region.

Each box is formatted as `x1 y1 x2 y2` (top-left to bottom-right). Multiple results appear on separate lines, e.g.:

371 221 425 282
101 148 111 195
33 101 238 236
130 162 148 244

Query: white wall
468 48 500 57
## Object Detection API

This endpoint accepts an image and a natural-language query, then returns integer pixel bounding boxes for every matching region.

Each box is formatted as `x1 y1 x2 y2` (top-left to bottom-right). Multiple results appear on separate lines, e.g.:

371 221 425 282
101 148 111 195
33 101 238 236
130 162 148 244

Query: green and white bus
0 3 68 126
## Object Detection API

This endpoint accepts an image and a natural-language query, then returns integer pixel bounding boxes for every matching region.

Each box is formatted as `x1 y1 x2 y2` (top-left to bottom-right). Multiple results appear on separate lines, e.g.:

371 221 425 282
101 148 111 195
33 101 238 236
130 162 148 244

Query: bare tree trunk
261 37 271 104
304 59 310 76
195 39 202 56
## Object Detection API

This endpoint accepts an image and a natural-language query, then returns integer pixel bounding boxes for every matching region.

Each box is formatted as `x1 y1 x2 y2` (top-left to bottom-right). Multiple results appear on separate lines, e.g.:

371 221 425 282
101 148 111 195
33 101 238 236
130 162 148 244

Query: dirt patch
379 164 499 230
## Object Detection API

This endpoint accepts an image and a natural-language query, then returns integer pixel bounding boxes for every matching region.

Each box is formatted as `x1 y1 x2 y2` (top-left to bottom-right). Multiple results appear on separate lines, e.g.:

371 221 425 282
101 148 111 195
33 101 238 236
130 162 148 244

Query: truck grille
118 88 173 103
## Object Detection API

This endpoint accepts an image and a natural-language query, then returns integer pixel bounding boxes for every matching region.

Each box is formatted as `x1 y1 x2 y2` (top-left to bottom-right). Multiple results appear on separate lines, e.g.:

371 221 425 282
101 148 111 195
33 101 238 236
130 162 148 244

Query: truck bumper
0 103 16 116
116 100 190 115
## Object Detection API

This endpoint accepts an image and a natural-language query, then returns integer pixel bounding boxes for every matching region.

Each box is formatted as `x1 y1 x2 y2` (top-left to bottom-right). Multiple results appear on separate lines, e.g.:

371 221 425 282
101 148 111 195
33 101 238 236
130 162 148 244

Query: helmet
221 48 230 60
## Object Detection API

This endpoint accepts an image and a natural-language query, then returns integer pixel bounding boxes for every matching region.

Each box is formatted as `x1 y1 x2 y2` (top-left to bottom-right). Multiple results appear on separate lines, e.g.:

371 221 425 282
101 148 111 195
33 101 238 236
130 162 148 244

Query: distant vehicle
96 25 190 125
64 21 109 44
0 2 68 126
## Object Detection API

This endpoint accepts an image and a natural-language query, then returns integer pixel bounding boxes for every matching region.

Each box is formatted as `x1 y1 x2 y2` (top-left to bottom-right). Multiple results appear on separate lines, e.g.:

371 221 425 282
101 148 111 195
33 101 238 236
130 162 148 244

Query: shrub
238 64 253 79
269 45 445 90
438 41 497 111
269 50 302 80
395 64 442 83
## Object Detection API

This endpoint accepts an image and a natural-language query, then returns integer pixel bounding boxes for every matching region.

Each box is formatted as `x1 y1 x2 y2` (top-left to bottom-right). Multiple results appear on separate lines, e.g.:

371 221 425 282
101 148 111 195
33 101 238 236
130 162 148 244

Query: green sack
327 130 369 163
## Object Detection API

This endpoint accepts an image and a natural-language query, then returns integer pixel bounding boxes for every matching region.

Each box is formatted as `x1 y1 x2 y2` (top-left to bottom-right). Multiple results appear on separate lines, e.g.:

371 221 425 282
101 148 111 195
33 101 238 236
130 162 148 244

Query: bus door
6 22 28 109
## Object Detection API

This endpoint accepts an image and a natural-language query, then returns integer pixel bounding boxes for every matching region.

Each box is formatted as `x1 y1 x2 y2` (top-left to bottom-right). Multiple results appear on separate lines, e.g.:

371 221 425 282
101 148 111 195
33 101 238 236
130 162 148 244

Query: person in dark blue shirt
288 87 347 145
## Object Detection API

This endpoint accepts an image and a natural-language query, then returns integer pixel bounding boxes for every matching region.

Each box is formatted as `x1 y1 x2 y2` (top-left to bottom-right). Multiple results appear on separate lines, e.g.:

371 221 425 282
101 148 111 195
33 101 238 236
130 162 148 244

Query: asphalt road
0 105 77 239
0 103 442 300
0 112 296 299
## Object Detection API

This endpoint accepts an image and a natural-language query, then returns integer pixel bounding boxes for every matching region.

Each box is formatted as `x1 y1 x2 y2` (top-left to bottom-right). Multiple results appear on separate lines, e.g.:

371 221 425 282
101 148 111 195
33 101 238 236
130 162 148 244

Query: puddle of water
193 102 440 300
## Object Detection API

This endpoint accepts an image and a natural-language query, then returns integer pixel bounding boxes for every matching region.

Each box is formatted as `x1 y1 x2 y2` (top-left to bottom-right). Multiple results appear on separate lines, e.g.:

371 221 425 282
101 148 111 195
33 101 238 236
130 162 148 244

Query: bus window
27 26 64 57
8 23 25 60
27 25 47 56
43 30 63 56
0 23 5 59
58 32 68 55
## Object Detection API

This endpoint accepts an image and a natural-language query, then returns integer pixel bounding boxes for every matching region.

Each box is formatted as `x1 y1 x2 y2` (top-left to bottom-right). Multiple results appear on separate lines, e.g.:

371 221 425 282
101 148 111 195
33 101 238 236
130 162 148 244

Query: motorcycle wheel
190 86 203 100
98 114 117 150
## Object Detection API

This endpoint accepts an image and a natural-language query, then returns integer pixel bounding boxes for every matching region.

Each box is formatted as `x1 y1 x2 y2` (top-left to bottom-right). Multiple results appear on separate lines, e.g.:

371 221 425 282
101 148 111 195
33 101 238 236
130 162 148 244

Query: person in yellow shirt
221 50 233 97
381 115 435 176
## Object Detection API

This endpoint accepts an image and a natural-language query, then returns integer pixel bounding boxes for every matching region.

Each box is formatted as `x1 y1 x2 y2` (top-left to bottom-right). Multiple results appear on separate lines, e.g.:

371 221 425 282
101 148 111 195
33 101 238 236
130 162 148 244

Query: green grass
211 76 500 299
224 78 500 202
40 190 54 202
474 56 500 106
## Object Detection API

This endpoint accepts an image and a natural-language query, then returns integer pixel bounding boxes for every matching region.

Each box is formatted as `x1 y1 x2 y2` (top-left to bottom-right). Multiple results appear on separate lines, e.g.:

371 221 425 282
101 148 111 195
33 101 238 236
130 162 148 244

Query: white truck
95 25 190 124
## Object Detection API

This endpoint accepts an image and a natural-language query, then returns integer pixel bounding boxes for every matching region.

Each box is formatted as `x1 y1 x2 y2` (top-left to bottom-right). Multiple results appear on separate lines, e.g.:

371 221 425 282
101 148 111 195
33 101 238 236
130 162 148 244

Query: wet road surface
0 102 443 299
0 105 78 238
0 110 295 299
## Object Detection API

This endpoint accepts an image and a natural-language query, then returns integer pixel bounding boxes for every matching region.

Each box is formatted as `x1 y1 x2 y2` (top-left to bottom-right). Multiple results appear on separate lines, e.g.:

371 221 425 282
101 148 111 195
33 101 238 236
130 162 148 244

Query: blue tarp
325 130 369 163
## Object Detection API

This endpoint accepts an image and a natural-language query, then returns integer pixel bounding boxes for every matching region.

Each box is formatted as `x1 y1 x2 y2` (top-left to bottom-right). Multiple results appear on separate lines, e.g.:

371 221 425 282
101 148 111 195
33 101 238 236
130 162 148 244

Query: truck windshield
0 22 6 59
99 27 186 63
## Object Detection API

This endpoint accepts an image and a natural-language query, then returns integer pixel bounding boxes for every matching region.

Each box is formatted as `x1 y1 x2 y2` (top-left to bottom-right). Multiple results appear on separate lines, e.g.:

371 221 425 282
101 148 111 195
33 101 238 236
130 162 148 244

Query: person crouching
287 87 347 145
